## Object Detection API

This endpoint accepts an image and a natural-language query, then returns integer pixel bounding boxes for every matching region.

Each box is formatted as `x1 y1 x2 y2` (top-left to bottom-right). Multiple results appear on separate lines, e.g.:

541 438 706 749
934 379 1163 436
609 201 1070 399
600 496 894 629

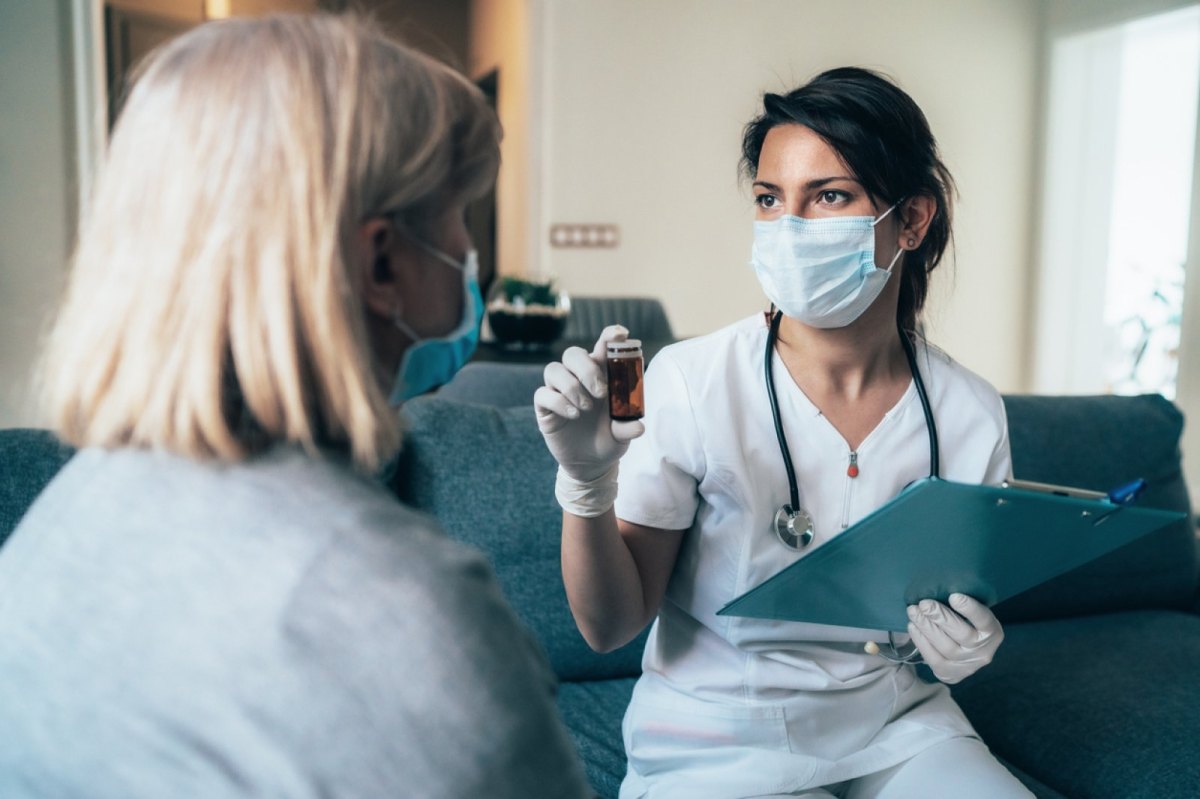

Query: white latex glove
906 593 1004 684
534 325 645 516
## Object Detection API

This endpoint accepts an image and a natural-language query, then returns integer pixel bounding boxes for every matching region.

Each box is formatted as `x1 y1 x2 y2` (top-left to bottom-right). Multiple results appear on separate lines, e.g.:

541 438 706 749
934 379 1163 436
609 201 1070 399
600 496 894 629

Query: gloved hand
906 593 1004 684
534 325 645 517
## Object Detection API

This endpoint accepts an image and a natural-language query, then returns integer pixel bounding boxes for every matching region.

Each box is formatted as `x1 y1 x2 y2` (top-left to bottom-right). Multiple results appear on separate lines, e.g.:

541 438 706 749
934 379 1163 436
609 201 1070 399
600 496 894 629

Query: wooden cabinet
104 3 194 124
103 0 319 124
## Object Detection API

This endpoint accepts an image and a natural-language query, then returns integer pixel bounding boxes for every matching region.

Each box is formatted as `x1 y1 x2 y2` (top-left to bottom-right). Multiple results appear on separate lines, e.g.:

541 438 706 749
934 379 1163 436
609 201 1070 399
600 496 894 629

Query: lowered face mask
389 245 483 404
750 202 904 328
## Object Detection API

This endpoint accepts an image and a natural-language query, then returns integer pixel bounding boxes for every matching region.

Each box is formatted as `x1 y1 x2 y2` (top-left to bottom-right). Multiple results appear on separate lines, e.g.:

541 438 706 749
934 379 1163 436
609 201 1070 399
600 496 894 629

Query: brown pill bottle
606 339 645 421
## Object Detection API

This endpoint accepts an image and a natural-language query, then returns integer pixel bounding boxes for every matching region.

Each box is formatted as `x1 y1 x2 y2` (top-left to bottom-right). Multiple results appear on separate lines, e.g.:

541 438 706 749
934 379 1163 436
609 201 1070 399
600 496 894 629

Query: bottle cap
606 339 642 354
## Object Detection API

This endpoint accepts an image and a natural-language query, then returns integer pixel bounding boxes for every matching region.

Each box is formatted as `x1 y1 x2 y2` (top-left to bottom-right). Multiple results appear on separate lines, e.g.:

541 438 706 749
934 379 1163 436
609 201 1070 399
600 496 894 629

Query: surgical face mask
389 245 483 404
750 203 903 329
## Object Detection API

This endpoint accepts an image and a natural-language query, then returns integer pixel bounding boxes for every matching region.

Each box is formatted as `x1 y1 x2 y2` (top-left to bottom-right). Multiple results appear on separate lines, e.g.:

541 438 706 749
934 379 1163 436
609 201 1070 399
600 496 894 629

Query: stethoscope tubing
903 324 940 478
763 310 941 543
765 311 803 513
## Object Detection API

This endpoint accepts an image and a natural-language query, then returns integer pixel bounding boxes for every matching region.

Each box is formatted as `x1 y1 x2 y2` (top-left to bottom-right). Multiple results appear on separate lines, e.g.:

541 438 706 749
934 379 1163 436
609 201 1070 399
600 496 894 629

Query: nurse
535 68 1033 798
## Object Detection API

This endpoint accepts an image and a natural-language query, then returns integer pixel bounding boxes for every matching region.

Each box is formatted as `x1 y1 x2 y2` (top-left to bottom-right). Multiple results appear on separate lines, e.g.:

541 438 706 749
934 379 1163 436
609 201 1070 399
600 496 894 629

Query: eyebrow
752 176 862 192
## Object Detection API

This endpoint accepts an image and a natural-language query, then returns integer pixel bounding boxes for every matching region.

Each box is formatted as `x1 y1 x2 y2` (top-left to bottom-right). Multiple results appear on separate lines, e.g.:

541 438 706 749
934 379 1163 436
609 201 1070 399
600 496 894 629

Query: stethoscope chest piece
774 504 815 550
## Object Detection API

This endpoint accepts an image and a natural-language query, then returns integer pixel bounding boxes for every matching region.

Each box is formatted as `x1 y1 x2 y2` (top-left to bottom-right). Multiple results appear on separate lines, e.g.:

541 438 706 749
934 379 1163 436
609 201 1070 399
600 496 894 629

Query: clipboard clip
1107 478 1147 506
1089 478 1148 527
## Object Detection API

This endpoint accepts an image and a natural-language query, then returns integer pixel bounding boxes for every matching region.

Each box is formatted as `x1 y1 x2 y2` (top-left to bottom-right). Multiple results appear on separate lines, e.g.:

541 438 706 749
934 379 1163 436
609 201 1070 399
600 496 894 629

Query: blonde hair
41 13 499 471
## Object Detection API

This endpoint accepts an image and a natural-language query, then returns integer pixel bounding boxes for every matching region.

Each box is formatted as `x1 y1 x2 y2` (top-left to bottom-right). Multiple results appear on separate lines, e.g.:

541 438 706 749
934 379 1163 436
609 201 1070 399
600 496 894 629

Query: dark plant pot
488 308 569 347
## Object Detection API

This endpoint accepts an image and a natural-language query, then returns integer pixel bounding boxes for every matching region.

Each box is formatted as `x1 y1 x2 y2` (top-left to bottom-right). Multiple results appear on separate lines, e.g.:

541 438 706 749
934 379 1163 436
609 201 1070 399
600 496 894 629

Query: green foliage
500 276 558 306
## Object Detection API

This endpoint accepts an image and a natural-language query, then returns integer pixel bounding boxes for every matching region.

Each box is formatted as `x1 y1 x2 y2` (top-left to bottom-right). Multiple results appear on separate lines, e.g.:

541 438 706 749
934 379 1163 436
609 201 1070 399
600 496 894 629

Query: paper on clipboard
717 477 1185 632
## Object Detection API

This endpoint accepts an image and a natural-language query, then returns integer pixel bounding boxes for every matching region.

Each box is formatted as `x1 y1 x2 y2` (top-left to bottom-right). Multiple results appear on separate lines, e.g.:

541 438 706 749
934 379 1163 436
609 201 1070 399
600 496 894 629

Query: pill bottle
606 339 645 421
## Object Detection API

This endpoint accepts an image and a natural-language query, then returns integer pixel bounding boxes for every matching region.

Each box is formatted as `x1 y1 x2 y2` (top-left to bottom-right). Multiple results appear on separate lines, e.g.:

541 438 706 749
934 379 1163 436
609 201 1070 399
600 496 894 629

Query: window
1033 5 1200 399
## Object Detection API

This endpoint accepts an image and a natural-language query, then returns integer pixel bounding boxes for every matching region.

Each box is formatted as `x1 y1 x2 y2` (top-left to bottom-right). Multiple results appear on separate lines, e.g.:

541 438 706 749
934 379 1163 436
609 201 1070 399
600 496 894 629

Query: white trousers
758 737 1034 799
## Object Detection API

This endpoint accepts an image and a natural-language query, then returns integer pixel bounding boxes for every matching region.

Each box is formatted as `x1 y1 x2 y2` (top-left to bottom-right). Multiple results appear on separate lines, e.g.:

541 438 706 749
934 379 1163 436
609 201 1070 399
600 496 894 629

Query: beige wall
0 0 79 427
536 0 1042 391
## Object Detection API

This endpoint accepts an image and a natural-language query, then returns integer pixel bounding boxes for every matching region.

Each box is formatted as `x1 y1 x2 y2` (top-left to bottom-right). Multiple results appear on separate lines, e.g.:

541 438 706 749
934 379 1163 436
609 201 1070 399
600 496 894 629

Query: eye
754 193 779 210
817 189 851 206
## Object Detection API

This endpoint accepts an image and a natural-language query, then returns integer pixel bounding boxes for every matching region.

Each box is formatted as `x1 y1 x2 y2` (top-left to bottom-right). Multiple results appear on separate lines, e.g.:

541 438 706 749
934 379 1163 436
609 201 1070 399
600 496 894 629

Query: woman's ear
898 195 937 250
359 217 418 320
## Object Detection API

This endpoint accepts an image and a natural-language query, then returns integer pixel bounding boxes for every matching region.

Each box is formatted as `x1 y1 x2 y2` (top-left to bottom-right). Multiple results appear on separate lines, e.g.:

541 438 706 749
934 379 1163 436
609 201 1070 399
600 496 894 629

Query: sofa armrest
995 395 1197 622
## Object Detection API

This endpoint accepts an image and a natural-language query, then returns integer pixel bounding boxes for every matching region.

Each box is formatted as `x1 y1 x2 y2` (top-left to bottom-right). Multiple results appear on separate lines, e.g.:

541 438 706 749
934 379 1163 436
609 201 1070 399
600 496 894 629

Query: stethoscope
763 310 940 662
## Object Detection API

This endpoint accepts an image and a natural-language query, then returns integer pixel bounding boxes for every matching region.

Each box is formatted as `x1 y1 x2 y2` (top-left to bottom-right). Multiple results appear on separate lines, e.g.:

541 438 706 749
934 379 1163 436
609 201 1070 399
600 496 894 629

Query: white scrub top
613 314 1012 799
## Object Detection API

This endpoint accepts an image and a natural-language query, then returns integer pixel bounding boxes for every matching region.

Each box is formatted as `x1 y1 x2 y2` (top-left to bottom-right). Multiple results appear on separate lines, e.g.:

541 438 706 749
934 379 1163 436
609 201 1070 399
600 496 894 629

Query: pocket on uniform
628 697 790 753
625 697 811 797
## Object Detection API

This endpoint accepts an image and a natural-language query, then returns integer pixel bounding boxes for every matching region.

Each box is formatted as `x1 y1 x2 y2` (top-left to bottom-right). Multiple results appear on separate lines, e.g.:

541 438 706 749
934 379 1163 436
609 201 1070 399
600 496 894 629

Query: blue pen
1108 478 1147 505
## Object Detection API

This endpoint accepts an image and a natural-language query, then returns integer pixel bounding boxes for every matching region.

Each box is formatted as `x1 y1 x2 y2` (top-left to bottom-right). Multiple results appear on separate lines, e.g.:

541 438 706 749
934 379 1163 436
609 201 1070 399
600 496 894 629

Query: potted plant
486 276 571 348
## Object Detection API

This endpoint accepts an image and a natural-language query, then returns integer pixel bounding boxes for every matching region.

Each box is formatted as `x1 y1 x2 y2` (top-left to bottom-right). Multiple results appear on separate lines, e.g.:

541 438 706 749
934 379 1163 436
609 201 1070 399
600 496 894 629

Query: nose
782 198 806 218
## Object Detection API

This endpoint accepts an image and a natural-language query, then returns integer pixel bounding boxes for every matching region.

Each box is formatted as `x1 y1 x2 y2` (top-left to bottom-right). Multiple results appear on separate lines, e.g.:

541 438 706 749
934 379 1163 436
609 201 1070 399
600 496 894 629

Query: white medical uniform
614 314 1013 799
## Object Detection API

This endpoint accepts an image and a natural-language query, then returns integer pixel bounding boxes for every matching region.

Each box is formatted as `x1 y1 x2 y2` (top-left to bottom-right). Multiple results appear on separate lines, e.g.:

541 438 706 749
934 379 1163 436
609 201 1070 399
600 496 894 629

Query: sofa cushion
435 363 546 407
393 398 648 682
997 394 1197 622
0 429 76 546
951 610 1200 799
994 759 1067 799
556 678 636 799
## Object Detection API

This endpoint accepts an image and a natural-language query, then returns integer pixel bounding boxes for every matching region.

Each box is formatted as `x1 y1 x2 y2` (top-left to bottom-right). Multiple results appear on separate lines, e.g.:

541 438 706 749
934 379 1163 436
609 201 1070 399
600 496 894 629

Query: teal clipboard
717 477 1186 632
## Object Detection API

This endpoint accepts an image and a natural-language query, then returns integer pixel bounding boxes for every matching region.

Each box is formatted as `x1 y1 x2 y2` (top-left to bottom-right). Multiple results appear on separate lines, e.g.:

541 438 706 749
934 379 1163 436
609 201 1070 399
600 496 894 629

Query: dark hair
741 67 955 332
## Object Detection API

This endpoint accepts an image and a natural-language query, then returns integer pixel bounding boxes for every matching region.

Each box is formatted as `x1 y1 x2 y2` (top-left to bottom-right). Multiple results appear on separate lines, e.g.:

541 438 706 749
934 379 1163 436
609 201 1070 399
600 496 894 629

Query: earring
906 237 916 248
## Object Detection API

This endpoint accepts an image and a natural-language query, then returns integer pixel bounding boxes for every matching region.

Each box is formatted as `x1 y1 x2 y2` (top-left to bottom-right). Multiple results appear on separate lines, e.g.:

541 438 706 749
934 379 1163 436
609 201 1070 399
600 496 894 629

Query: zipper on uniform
841 450 857 528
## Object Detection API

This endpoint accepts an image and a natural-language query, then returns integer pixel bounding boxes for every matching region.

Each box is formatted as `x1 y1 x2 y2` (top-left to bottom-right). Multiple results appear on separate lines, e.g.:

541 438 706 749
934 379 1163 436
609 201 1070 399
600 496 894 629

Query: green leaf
501 276 558 305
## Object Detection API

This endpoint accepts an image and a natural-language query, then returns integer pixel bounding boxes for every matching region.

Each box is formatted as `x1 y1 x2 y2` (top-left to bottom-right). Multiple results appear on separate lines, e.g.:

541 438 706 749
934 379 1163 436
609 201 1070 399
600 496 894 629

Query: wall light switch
549 223 620 248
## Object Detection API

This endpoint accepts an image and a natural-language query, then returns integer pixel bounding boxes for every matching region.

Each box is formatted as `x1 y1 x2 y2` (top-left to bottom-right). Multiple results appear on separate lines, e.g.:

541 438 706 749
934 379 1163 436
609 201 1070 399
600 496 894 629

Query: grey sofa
561 297 675 343
2 392 1198 797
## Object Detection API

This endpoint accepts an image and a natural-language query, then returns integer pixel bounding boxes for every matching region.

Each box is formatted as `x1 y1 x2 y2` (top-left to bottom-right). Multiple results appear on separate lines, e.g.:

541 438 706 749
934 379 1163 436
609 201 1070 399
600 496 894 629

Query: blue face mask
750 203 903 329
389 246 483 404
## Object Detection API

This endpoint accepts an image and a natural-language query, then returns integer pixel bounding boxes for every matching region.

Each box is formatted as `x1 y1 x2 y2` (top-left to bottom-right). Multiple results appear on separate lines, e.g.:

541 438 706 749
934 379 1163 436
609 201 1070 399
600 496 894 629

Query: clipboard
717 477 1186 632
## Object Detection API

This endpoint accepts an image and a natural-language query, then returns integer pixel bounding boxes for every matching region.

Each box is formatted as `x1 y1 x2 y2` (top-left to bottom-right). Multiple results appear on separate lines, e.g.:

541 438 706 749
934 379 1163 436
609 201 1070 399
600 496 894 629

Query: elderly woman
0 14 588 799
